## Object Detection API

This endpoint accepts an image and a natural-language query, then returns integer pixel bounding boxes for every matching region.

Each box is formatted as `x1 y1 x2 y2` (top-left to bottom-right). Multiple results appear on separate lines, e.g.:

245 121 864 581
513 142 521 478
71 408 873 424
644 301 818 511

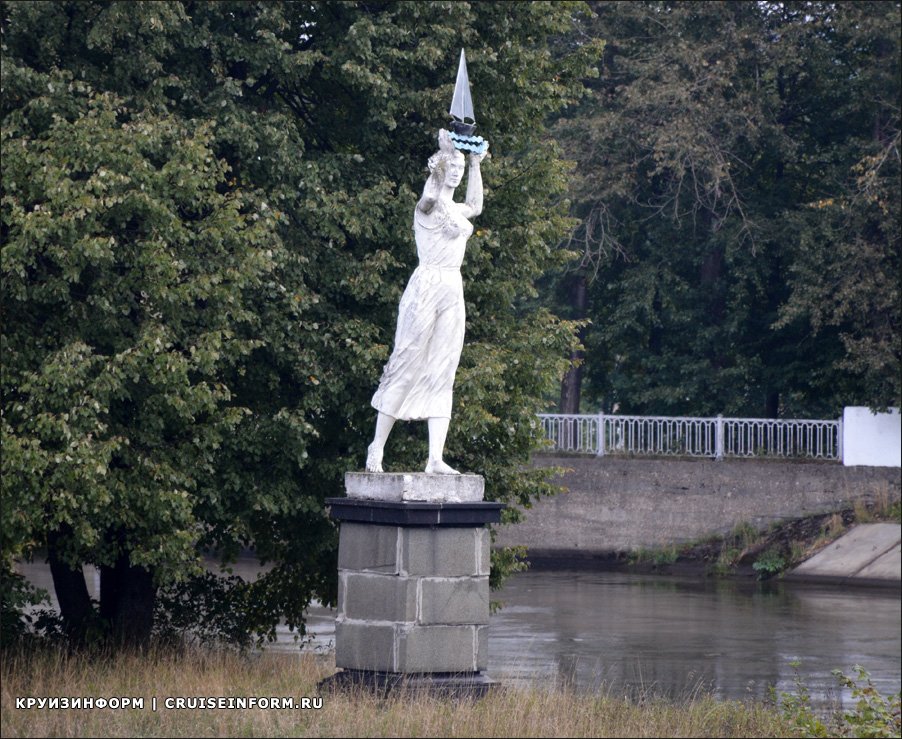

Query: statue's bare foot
425 459 460 475
366 443 383 473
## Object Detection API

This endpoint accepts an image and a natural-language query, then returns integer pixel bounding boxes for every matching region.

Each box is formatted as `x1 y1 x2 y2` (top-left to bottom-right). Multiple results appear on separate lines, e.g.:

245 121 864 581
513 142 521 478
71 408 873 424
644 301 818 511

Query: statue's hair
427 148 463 184
428 150 449 174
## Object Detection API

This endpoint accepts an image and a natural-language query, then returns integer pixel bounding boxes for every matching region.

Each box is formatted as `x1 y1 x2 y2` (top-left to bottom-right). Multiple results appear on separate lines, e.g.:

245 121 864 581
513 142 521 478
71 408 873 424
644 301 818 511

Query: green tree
775 2 901 410
2 1 598 645
553 1 900 417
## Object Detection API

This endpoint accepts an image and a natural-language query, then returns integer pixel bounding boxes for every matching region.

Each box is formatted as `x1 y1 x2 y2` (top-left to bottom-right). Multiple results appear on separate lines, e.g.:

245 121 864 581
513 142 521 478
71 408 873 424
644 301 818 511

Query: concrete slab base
856 542 901 582
345 472 484 503
785 523 901 587
318 670 498 699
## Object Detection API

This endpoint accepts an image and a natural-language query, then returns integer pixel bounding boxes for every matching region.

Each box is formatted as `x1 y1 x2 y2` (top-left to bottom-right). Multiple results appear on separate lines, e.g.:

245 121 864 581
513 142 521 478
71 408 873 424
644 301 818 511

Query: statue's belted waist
415 263 462 287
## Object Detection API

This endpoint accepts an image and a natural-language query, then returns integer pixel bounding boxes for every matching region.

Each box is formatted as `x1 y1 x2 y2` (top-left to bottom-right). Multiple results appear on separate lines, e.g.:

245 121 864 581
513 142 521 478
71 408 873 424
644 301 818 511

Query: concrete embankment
784 523 901 587
493 456 900 559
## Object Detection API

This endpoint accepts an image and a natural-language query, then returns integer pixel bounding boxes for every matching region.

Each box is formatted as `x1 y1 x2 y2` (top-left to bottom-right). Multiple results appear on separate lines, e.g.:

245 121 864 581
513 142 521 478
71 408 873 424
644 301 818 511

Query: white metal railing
538 413 842 462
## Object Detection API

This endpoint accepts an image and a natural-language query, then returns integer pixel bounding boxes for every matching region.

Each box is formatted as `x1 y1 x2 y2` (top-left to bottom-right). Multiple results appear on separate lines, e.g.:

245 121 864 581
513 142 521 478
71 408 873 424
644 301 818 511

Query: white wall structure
842 406 902 467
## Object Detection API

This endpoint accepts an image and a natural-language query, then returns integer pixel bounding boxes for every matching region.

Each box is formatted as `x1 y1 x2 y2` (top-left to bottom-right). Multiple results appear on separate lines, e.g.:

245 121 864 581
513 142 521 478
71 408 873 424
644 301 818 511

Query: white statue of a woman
366 129 489 474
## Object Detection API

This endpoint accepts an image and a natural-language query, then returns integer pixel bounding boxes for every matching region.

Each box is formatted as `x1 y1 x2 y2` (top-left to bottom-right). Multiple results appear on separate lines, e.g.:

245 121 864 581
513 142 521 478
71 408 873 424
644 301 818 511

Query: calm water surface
484 569 900 707
20 561 900 708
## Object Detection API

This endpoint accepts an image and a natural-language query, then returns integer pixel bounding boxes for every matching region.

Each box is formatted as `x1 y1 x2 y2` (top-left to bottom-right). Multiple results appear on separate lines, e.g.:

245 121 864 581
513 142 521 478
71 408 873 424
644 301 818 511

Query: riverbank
0 645 848 738
519 495 901 584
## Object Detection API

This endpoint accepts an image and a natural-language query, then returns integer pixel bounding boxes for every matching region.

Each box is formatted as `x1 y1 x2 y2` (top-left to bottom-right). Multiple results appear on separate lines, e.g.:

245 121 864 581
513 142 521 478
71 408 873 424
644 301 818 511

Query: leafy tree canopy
1 0 599 646
553 0 900 417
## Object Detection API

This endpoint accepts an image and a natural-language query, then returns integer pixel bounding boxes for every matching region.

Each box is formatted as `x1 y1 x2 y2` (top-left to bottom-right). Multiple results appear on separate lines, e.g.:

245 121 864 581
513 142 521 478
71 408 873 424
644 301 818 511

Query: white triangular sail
449 49 475 123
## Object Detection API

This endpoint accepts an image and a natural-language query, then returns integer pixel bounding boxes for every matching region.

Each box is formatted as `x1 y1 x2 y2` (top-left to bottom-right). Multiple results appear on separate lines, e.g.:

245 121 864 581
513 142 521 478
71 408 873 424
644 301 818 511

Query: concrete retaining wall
492 457 901 557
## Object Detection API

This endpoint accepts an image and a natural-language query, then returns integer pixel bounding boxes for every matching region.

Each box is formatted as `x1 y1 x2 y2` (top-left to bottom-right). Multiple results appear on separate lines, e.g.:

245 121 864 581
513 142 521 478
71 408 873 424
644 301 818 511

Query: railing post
837 415 843 463
596 411 605 457
715 414 724 461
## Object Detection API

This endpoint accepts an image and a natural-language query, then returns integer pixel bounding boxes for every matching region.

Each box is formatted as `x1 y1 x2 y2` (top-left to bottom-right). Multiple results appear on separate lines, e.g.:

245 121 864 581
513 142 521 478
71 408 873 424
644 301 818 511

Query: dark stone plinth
328 485 505 681
326 497 504 527
318 669 498 699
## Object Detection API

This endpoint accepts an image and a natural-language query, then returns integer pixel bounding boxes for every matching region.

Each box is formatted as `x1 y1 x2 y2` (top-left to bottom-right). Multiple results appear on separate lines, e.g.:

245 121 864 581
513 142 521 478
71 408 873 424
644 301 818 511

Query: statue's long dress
371 199 472 420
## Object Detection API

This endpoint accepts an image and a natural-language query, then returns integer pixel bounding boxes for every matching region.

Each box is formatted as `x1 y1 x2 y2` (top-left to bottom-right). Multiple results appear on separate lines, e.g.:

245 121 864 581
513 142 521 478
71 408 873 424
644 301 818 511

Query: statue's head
429 148 466 189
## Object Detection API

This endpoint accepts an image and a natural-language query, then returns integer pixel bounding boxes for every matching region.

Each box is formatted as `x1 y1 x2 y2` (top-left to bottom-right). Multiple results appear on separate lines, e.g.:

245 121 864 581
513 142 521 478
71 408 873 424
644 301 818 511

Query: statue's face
445 152 466 188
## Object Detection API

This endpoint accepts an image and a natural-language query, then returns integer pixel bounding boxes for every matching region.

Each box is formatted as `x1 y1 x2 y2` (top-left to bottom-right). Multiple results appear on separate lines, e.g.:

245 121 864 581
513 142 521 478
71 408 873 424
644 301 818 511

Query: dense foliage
553 1 900 417
1 1 597 645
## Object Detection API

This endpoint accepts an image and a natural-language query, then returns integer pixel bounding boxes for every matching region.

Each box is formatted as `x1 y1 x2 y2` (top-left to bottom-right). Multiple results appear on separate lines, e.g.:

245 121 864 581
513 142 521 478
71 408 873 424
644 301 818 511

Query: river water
483 570 900 708
19 561 900 709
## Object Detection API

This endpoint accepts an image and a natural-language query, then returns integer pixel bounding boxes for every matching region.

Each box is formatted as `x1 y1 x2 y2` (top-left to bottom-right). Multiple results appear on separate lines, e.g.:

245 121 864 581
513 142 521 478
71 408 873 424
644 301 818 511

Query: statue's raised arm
461 148 488 219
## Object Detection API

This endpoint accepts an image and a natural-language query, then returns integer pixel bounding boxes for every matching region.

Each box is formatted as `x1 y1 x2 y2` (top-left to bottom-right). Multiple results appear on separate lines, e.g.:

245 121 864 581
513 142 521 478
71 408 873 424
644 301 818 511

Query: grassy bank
1 646 794 738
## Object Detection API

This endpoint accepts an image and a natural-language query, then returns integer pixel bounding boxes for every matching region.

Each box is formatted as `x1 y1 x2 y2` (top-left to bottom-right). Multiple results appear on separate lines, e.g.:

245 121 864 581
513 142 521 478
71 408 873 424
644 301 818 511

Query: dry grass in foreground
1 645 792 738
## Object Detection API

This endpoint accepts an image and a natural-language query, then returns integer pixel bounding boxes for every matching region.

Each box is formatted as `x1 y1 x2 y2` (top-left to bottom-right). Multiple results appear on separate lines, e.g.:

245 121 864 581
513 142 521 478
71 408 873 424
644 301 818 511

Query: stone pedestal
321 472 504 697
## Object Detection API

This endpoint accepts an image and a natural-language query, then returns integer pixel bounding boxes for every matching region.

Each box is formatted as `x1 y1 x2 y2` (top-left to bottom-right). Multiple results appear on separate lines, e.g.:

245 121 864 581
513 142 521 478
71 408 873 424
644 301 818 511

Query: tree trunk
700 247 726 370
47 528 95 643
559 274 588 414
113 563 155 647
101 546 156 648
649 289 663 357
765 391 780 419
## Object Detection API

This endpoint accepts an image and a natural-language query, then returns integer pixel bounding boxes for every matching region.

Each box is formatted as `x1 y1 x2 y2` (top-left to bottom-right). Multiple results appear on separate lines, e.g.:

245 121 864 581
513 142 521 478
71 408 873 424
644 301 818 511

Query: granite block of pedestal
337 522 491 577
334 621 396 673
399 624 488 673
339 571 418 622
